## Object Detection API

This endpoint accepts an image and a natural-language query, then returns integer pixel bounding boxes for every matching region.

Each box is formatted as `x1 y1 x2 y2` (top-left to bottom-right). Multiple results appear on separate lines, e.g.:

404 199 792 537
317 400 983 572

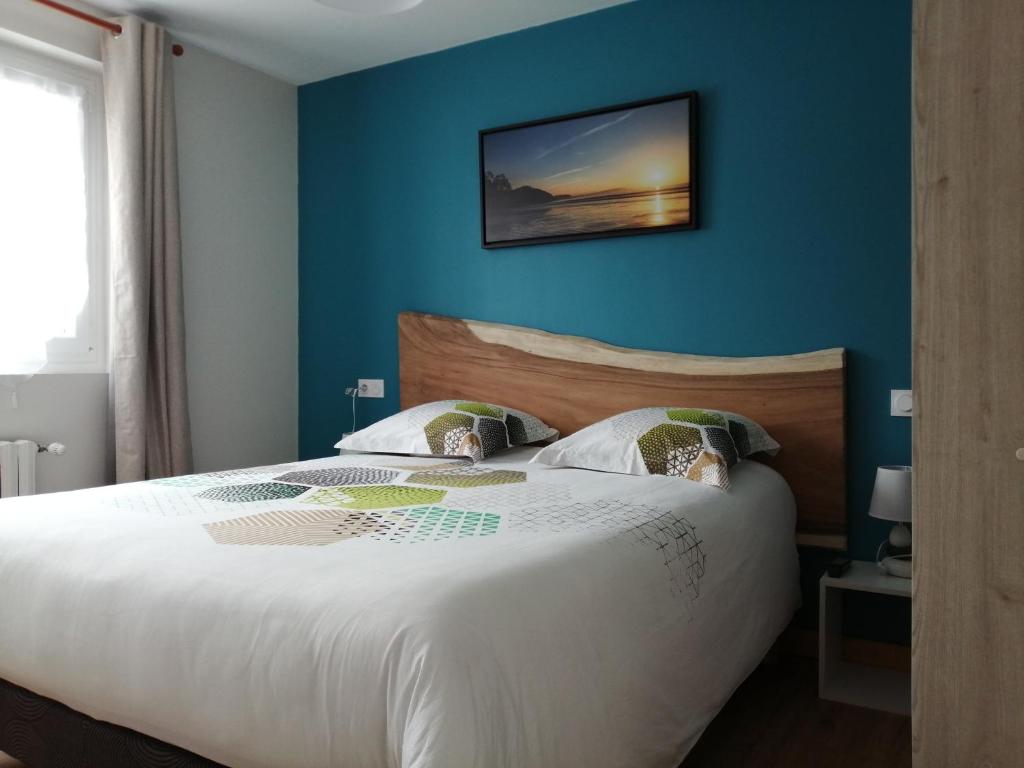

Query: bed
0 312 846 768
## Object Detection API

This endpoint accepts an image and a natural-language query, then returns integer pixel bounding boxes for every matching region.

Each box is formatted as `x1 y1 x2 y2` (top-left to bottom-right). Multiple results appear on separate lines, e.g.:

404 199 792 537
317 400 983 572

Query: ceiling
92 0 635 85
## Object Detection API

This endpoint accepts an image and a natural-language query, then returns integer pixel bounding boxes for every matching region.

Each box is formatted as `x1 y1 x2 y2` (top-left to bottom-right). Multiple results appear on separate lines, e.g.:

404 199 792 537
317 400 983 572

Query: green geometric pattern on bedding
424 411 477 455
369 505 500 543
667 408 778 459
182 456 705 611
304 484 446 510
273 467 399 487
405 468 526 488
454 402 504 418
666 408 727 428
197 482 307 503
607 407 739 489
417 400 555 461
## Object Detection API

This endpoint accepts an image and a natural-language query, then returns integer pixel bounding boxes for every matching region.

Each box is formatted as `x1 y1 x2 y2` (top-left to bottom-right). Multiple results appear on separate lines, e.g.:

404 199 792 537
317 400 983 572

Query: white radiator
0 441 65 497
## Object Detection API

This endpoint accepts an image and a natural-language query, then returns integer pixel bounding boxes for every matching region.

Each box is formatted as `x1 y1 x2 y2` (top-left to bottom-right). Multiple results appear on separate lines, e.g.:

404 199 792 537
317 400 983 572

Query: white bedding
0 448 799 768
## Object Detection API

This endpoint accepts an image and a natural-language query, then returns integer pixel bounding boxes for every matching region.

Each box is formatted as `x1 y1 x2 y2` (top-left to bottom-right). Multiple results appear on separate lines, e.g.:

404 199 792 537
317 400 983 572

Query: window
0 41 106 374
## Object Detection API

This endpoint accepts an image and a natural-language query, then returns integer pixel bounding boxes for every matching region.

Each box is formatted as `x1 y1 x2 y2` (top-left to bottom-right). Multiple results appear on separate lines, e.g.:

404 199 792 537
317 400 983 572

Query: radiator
0 441 65 498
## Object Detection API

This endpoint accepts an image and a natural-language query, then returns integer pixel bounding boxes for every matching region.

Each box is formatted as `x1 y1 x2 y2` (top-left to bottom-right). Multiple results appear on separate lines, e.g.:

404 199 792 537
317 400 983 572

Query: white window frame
0 40 108 374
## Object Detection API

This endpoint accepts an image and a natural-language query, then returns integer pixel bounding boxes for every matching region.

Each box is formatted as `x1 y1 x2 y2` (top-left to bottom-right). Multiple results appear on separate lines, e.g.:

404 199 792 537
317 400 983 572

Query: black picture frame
479 91 699 249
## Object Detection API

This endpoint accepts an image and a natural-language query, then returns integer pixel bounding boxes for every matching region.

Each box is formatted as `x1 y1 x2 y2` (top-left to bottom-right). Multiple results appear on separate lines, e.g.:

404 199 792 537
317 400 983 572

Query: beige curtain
102 17 192 482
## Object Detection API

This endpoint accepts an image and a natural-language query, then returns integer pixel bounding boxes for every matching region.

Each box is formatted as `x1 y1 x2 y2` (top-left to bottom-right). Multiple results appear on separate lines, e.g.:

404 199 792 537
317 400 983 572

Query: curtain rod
32 0 185 56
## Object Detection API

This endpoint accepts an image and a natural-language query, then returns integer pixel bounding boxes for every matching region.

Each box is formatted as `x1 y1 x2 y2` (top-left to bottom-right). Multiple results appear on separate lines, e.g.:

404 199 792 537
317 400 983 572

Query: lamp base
889 522 912 549
875 523 912 579
879 554 912 579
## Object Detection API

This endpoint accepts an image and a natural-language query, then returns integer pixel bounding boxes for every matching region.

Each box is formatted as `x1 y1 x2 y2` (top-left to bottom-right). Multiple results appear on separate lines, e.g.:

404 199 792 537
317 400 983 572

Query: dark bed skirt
0 678 223 768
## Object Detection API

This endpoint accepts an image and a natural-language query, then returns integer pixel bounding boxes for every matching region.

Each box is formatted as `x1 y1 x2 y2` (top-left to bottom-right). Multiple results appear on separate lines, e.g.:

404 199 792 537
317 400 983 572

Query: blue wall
298 0 912 570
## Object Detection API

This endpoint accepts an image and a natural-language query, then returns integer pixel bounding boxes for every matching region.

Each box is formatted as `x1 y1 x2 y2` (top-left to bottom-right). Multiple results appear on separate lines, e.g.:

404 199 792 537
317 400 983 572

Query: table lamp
869 465 912 578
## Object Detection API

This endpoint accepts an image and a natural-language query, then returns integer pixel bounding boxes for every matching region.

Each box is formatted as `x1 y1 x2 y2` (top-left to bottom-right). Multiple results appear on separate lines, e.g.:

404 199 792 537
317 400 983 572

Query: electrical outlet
358 379 384 398
890 389 913 417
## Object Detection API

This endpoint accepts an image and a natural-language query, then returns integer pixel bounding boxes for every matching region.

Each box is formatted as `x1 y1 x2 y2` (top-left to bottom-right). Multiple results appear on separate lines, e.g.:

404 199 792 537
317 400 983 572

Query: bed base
0 678 222 768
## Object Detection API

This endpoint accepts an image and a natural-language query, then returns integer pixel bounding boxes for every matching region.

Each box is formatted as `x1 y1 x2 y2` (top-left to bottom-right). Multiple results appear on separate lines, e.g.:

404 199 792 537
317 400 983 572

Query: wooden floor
681 656 911 768
1 658 908 768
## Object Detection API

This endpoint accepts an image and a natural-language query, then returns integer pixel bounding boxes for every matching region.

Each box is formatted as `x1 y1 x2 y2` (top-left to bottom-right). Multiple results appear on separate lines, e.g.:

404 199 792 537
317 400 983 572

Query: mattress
0 447 800 768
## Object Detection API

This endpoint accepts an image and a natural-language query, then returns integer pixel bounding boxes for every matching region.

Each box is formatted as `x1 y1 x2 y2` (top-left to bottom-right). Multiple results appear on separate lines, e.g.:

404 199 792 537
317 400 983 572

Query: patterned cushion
335 401 558 462
530 407 777 489
713 410 781 458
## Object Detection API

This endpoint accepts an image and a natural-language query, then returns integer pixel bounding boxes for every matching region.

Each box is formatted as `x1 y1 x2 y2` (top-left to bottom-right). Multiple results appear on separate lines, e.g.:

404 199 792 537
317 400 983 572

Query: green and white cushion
336 400 558 462
713 410 780 458
531 407 777 489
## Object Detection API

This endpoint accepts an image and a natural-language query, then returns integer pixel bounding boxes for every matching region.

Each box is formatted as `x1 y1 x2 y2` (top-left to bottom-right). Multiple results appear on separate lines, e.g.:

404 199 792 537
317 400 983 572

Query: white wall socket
358 379 384 398
890 389 913 417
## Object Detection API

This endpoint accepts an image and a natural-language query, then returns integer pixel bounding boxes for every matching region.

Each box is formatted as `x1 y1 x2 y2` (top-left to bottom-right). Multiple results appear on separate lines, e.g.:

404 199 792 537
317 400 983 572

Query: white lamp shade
868 465 912 523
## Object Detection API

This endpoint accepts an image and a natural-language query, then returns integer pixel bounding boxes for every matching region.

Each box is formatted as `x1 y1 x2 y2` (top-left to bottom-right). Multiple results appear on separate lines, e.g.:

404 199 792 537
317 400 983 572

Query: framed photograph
479 91 698 249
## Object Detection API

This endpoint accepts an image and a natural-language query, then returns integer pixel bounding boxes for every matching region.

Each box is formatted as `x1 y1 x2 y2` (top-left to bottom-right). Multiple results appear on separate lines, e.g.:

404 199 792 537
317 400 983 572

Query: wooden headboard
398 312 847 550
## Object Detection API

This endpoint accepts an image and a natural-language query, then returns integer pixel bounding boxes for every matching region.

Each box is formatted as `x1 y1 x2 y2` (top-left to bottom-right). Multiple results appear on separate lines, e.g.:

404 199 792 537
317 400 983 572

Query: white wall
174 46 298 472
0 0 101 63
0 376 109 494
0 1 298 490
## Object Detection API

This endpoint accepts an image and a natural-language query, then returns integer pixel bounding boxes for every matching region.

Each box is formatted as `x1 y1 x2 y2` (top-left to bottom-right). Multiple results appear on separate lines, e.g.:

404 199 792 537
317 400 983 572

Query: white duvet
0 448 799 768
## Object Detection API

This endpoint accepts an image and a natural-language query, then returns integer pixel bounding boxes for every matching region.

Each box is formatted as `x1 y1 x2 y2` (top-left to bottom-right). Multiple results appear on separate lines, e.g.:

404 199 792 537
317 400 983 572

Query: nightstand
819 560 911 715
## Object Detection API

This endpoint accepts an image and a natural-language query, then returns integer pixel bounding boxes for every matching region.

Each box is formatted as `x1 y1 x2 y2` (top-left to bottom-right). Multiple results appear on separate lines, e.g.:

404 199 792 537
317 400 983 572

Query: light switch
890 389 913 417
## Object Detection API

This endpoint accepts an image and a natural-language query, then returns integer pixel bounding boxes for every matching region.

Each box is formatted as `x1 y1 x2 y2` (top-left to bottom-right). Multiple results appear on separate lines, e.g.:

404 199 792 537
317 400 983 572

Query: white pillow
530 407 778 489
336 400 558 462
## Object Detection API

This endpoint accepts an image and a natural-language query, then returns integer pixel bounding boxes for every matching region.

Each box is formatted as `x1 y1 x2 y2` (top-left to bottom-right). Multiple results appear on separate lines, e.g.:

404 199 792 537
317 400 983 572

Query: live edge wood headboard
398 312 847 550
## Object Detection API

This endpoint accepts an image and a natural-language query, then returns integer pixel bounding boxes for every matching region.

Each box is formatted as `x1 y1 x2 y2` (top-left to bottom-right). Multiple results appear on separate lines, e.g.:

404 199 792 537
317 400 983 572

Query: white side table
819 560 911 715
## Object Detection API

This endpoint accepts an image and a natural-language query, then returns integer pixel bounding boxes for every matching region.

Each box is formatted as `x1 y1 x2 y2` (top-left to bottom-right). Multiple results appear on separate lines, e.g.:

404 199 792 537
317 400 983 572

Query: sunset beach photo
480 92 696 247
